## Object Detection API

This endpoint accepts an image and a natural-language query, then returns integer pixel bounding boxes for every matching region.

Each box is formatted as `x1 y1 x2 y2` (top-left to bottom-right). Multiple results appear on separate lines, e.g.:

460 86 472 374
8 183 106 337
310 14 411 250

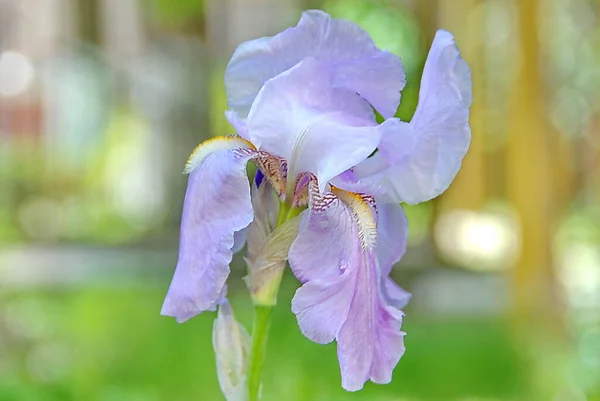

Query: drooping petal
161 143 255 323
336 255 406 391
290 195 356 344
225 9 405 118
376 202 408 276
382 277 411 311
205 285 228 313
376 202 411 309
247 58 381 191
231 228 248 254
354 30 472 204
289 186 406 391
290 272 355 345
289 193 355 284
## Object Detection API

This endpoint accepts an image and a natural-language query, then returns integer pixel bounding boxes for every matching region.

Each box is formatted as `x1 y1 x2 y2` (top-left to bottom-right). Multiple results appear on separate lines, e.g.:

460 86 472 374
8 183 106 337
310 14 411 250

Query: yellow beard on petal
253 154 287 196
184 135 256 174
331 186 378 250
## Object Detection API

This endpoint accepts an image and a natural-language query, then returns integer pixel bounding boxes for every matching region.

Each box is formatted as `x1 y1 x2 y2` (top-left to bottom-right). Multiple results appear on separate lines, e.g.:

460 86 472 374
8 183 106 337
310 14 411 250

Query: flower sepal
244 212 301 306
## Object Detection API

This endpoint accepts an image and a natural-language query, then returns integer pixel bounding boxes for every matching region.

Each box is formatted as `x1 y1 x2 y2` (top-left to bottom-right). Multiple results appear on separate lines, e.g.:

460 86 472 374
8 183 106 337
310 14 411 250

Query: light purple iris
162 10 471 392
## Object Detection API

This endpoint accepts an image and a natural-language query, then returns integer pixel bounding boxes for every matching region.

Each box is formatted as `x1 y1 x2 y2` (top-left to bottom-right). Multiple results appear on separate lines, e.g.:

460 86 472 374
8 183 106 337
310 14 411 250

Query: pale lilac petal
361 305 405 385
290 198 356 343
225 110 249 140
225 10 405 118
333 52 404 119
289 189 405 391
382 277 411 310
376 202 408 275
231 228 247 254
337 254 406 390
291 274 354 344
376 202 411 310
329 169 386 197
247 58 381 191
289 197 355 284
206 285 228 313
354 30 472 204
161 149 254 322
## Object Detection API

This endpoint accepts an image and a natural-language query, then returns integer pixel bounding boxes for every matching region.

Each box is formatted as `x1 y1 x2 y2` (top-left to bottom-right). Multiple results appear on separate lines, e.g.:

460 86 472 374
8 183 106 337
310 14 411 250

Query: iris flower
162 10 471 394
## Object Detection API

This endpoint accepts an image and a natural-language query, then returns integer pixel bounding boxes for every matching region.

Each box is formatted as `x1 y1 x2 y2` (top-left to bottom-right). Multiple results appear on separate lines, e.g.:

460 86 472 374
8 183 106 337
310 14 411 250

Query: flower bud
245 215 300 306
244 179 301 306
212 300 250 401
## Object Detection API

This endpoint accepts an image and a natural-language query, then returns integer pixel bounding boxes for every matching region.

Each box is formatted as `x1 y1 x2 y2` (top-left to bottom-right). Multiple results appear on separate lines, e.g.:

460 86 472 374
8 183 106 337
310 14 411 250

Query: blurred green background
1 0 599 400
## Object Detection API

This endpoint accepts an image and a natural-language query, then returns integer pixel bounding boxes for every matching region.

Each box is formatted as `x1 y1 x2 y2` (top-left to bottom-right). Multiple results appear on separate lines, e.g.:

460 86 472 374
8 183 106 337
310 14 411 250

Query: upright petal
354 30 472 204
161 145 254 322
329 169 386 197
225 110 249 140
289 186 405 391
225 9 405 118
247 58 381 191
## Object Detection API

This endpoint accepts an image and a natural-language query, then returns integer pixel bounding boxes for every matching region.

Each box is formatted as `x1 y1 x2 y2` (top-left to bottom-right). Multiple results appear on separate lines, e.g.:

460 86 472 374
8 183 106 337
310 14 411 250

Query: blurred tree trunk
437 0 486 214
507 2 571 397
416 0 486 270
99 0 145 58
412 0 444 265
415 0 438 46
554 134 574 212
507 0 564 332
587 115 600 205
77 0 101 45
205 0 299 62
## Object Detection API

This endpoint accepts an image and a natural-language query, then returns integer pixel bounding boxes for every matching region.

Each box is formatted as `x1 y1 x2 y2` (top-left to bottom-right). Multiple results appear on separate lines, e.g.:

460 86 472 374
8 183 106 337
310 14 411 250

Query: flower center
252 151 314 208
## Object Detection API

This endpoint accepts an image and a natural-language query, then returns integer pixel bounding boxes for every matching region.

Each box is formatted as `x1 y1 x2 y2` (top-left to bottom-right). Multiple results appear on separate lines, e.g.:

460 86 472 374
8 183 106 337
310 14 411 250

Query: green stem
246 200 305 400
276 201 291 227
246 201 290 400
247 305 274 401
